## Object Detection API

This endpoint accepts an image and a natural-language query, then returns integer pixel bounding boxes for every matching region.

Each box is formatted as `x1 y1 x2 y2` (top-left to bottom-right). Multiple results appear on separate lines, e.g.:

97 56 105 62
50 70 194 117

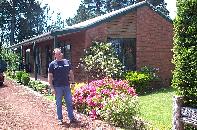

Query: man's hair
53 48 61 55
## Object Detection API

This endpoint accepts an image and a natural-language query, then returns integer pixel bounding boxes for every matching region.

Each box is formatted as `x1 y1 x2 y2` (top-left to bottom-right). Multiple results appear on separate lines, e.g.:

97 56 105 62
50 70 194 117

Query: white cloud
39 0 81 20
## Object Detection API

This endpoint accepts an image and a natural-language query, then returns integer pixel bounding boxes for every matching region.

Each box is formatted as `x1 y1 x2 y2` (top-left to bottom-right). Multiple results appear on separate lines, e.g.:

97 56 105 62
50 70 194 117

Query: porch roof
8 1 172 49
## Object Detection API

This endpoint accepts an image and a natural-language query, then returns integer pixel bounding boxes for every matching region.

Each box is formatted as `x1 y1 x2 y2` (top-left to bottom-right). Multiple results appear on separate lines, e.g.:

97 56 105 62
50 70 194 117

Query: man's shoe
58 120 63 125
70 118 80 124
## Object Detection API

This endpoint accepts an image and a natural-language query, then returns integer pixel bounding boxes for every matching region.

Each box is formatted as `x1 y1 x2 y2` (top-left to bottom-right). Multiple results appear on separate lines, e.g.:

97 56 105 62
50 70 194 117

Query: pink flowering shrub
73 78 137 119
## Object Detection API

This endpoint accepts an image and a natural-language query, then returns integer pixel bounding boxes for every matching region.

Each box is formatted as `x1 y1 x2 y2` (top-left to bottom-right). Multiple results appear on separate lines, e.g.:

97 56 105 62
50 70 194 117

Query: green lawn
139 87 175 130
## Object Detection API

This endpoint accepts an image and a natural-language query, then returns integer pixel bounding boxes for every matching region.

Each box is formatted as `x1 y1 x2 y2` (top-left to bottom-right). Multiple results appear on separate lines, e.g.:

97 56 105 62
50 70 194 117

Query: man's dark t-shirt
48 59 71 87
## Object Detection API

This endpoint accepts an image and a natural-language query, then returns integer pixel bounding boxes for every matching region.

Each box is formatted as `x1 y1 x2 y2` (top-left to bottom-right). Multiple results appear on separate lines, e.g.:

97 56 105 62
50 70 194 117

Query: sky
40 0 177 21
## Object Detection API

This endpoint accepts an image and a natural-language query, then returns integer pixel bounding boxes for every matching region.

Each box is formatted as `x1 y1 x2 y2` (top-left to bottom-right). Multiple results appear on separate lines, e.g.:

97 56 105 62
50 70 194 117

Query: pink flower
89 109 97 119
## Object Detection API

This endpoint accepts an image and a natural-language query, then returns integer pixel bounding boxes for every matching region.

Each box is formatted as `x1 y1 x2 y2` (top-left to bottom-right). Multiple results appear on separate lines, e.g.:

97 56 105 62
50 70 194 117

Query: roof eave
7 32 52 49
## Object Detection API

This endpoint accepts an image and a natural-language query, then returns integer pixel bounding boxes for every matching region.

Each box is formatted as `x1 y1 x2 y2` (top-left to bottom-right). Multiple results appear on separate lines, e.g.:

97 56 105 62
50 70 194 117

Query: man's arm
48 72 55 94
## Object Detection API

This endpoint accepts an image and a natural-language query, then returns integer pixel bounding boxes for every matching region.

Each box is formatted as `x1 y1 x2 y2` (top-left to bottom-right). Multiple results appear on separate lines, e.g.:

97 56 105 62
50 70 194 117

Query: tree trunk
10 0 16 45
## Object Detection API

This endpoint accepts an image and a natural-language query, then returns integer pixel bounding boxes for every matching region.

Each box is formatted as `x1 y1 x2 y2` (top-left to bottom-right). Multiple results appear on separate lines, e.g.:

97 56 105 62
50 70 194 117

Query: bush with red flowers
73 78 138 124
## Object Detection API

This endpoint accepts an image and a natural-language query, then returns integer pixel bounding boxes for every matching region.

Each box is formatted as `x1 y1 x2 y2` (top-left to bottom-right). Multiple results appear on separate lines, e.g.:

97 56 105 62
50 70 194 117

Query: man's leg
54 87 64 121
63 86 75 121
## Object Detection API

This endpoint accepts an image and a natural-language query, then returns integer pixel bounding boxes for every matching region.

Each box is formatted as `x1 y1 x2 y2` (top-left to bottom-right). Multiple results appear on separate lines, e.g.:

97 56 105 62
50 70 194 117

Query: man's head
53 48 63 60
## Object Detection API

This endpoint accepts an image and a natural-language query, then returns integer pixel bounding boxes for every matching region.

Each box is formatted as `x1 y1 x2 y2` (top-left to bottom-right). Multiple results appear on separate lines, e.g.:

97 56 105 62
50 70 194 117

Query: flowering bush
72 78 137 119
79 41 124 80
100 94 139 128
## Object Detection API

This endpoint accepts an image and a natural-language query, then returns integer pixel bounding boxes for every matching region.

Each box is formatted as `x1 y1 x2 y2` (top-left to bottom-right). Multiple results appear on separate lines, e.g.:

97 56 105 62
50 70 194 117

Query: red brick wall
85 24 108 48
106 13 137 38
85 12 137 45
136 6 173 87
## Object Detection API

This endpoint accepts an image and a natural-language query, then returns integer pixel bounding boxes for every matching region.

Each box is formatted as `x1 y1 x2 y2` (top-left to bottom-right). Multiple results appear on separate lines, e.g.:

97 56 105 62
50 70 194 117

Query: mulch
0 78 118 130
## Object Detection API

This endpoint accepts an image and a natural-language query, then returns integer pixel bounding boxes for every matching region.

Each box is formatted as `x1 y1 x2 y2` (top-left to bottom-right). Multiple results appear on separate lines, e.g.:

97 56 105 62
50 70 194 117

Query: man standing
48 48 77 125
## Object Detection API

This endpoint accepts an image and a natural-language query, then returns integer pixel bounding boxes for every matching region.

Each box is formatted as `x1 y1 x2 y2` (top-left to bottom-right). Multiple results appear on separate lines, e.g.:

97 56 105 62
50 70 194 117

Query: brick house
9 1 173 87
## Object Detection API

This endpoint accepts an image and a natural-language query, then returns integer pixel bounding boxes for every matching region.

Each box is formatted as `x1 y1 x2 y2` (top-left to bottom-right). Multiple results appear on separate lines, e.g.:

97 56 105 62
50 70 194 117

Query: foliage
0 0 48 45
80 41 124 80
172 0 197 108
28 80 48 94
6 70 15 79
15 71 30 85
66 0 169 25
46 12 66 31
100 94 139 128
21 72 30 86
15 71 24 83
124 66 159 95
73 78 137 120
150 0 169 17
0 0 65 46
124 71 151 94
66 2 95 26
0 48 20 71
139 66 160 81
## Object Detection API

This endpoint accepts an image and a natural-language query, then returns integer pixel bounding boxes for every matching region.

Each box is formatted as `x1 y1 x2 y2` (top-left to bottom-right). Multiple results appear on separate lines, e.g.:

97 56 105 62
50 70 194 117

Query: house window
108 38 136 71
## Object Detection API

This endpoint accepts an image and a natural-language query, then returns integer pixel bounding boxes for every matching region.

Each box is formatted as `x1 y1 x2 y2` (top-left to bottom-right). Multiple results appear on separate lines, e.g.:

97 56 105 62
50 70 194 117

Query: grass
45 95 55 101
139 87 175 130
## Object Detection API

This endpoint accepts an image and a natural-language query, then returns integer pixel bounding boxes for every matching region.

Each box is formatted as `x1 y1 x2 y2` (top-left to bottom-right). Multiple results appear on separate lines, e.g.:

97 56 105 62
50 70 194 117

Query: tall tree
147 0 169 16
0 0 48 46
0 0 12 45
48 12 65 30
66 0 169 26
66 3 95 26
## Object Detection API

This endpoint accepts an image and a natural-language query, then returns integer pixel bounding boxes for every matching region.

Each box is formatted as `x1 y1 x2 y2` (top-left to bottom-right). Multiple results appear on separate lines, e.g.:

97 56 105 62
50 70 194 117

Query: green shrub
21 72 30 85
124 66 160 94
32 80 48 93
6 69 15 79
80 41 124 80
28 80 35 88
100 95 139 128
28 80 49 94
172 0 197 108
139 66 160 81
15 71 25 83
124 71 152 94
0 48 20 71
37 83 48 93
